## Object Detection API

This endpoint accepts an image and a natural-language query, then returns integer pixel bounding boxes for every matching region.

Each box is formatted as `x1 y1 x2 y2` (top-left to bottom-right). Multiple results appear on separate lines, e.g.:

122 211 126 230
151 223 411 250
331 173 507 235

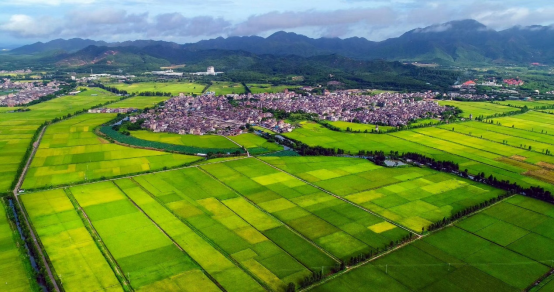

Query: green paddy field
22 114 201 189
207 82 246 95
228 133 283 155
439 101 520 118
107 82 206 96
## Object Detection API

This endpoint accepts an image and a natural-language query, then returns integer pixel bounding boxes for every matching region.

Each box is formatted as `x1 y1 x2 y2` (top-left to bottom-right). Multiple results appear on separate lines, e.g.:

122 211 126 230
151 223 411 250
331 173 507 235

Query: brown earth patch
537 162 554 170
511 155 527 161
524 169 554 184
497 157 541 171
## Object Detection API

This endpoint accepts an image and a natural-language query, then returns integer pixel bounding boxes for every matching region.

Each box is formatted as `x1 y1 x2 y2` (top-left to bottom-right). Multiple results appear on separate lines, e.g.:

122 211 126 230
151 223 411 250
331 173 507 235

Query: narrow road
253 157 420 237
222 135 250 157
12 126 61 292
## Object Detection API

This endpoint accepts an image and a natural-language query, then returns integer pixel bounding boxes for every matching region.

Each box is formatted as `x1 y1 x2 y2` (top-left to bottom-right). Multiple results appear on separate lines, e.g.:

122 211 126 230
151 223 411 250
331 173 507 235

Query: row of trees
94 83 129 95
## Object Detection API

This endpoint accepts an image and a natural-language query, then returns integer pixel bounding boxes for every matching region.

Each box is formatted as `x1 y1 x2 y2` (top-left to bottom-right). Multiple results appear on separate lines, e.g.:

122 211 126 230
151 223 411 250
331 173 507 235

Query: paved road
12 126 61 292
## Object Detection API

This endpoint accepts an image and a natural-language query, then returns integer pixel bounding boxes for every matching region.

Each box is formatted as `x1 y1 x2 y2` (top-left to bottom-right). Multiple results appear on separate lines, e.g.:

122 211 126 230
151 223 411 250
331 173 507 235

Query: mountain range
6 20 554 65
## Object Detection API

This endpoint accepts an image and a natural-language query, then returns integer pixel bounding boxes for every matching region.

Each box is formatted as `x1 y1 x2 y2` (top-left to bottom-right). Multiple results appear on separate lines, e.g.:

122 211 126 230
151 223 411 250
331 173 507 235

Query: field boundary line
254 157 420 237
111 180 230 292
126 177 273 292
64 188 132 291
196 166 342 264
463 121 554 147
11 125 61 292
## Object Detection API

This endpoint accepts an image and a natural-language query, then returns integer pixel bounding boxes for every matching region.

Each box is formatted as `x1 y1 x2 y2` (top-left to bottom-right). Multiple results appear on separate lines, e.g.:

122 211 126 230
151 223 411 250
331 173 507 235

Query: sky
0 0 553 48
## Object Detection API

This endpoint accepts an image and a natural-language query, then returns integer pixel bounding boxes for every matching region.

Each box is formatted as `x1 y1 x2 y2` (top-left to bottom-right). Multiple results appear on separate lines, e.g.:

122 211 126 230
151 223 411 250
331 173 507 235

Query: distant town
0 79 60 106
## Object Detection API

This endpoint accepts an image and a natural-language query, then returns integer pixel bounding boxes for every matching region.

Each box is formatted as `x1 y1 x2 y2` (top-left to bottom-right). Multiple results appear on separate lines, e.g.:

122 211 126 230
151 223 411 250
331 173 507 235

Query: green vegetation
285 121 554 193
228 133 283 155
22 114 201 189
102 127 244 155
105 95 170 109
329 121 394 132
207 82 246 95
21 189 123 291
69 182 220 291
438 101 519 118
131 130 239 149
131 168 334 290
246 84 299 94
106 82 206 96
0 199 37 291
201 158 412 262
261 156 503 232
487 111 554 134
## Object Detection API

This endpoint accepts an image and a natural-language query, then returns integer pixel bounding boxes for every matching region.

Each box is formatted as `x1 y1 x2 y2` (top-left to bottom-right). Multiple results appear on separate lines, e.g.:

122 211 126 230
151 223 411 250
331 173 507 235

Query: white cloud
0 14 58 37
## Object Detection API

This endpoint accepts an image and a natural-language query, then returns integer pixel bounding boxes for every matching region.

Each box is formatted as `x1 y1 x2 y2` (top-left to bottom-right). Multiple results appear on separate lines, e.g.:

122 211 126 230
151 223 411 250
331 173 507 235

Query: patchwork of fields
315 195 554 292
329 121 394 132
0 199 36 292
261 157 504 232
439 100 519 118
0 88 121 192
107 82 206 96
286 121 554 192
22 114 201 189
496 100 554 109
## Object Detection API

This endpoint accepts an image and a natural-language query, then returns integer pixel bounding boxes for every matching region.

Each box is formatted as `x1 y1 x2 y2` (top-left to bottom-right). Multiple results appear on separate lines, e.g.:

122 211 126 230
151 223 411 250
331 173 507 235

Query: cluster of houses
504 79 525 86
132 94 292 136
0 79 60 106
239 91 446 126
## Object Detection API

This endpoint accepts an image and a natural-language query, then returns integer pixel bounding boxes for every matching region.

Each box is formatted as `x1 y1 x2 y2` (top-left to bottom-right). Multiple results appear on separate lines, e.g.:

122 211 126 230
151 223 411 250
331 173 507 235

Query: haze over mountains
6 20 554 65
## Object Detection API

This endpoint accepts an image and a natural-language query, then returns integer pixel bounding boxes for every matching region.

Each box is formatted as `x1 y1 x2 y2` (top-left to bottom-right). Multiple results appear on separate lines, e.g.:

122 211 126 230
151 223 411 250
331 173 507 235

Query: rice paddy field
228 133 283 155
200 158 412 261
314 195 554 292
487 111 554 135
22 114 201 189
495 100 554 109
0 199 36 292
105 96 170 109
20 189 122 292
246 84 299 94
438 101 519 118
329 121 394 132
106 82 206 96
260 157 504 232
207 82 246 95
285 122 554 193
131 130 241 151
0 88 121 192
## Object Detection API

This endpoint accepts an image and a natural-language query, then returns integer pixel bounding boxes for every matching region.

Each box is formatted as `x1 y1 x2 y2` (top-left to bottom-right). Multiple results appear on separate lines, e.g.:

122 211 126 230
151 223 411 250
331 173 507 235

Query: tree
286 283 296 292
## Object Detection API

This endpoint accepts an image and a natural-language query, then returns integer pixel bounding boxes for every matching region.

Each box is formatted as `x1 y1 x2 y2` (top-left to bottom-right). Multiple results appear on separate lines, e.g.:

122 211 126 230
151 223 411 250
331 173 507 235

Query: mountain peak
412 19 488 34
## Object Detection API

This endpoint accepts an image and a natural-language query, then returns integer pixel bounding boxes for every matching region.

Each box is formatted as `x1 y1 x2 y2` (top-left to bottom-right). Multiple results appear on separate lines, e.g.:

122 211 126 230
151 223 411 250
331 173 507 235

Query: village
132 91 450 136
0 79 60 106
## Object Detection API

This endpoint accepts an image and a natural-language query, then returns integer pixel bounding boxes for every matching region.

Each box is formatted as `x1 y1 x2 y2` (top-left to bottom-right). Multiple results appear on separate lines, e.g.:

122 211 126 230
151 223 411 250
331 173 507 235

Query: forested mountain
8 19 554 64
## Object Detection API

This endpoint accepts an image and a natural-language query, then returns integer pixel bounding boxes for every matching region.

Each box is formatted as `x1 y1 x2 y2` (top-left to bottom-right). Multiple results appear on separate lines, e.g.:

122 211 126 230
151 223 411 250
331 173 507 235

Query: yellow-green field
22 114 201 189
329 121 394 132
439 101 519 118
107 82 205 96
131 130 240 149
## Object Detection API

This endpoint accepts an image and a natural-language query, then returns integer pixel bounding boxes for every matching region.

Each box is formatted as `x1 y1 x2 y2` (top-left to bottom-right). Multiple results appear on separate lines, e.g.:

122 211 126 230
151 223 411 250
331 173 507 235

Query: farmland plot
69 182 220 291
22 114 201 189
201 158 411 261
261 156 504 232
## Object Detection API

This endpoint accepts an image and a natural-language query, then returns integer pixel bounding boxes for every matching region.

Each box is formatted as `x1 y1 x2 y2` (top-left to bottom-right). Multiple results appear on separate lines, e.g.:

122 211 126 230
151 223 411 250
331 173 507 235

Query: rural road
12 126 61 292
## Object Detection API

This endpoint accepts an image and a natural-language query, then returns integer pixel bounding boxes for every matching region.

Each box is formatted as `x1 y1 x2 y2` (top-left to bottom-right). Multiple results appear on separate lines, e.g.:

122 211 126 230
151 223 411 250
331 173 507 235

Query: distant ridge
9 19 554 64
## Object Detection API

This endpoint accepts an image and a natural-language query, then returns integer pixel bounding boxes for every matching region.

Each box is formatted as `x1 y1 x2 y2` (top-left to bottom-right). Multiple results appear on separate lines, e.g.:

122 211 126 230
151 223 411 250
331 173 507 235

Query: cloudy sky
0 0 552 47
